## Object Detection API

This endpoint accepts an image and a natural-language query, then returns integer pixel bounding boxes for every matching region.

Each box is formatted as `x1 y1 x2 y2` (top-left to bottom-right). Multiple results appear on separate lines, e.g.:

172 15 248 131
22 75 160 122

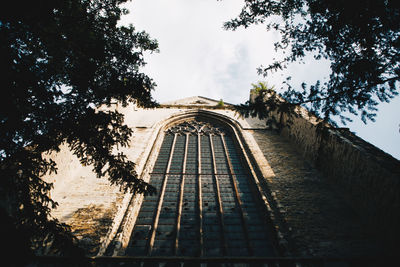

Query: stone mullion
174 133 189 255
146 133 177 256
197 133 203 256
220 134 253 256
210 134 228 256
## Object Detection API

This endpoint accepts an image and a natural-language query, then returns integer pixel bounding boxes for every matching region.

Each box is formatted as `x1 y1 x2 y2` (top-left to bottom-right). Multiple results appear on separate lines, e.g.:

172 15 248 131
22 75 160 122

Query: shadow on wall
67 204 117 256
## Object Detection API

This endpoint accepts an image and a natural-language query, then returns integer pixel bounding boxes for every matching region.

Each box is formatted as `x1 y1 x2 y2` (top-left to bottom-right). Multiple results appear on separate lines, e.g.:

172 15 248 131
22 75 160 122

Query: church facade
44 94 400 262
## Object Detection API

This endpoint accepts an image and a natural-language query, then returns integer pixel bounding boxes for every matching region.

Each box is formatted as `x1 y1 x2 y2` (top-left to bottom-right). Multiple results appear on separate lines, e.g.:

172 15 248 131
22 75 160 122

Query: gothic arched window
126 119 275 257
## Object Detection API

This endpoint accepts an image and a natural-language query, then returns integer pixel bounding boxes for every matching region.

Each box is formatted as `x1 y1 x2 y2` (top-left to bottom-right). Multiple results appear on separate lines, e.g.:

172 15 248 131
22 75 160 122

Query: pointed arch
109 109 278 257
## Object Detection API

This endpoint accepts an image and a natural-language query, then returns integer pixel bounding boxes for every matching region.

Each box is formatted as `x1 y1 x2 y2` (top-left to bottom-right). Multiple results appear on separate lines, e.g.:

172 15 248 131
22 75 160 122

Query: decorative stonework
191 100 208 104
165 119 230 135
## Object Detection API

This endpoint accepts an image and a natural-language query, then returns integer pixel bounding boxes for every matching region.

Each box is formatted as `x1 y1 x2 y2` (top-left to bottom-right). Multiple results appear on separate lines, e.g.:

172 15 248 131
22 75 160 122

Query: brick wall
265 97 400 244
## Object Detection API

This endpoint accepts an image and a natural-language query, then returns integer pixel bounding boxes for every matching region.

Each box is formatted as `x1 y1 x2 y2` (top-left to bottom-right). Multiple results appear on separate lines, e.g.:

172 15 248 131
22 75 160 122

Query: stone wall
269 102 400 244
43 143 125 255
45 97 399 257
250 129 381 257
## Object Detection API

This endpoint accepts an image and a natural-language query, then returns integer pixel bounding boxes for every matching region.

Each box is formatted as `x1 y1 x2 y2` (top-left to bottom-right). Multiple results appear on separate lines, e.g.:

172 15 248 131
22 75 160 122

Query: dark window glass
126 120 275 257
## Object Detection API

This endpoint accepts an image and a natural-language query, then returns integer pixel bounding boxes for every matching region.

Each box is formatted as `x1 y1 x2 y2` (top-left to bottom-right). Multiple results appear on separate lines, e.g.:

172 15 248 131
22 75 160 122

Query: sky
120 0 400 160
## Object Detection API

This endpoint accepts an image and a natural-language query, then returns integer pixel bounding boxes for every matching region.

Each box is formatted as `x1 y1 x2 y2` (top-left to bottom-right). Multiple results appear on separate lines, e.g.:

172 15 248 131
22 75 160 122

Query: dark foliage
226 0 400 125
0 0 157 258
235 82 302 131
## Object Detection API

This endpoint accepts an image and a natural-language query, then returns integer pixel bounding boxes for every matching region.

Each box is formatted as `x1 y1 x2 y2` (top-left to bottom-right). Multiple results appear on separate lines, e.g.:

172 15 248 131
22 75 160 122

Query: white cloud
119 0 399 159
120 0 279 104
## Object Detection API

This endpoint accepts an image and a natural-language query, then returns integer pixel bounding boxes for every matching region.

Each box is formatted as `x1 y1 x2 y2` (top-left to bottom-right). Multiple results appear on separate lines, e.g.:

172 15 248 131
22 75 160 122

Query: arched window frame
107 110 279 257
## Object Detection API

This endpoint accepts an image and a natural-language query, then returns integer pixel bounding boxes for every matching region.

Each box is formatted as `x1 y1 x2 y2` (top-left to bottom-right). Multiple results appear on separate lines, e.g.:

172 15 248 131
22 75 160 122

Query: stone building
44 94 400 264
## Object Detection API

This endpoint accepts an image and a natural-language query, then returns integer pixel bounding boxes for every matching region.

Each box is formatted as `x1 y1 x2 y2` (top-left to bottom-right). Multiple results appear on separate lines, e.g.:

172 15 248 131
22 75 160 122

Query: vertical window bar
221 133 253 256
174 133 189 255
147 133 177 256
209 134 228 256
197 133 203 257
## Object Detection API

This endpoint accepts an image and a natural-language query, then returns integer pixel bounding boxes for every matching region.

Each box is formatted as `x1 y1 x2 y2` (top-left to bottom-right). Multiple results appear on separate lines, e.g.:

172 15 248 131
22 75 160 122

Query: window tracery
125 119 275 257
165 119 230 136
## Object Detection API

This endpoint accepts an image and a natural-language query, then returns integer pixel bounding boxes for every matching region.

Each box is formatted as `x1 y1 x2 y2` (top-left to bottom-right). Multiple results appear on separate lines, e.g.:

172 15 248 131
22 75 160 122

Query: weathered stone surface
251 129 381 257
43 144 125 255
44 95 399 258
266 102 400 246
